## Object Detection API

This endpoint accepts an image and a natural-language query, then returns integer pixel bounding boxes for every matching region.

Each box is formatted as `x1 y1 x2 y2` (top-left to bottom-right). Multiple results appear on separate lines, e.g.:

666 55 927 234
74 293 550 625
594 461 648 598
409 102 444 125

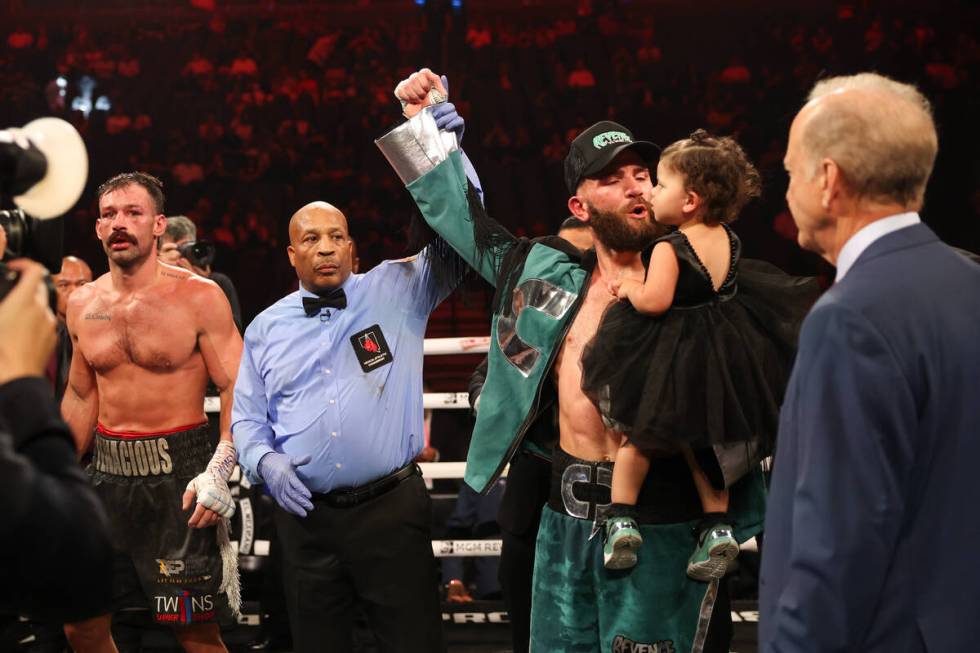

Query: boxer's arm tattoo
84 312 111 321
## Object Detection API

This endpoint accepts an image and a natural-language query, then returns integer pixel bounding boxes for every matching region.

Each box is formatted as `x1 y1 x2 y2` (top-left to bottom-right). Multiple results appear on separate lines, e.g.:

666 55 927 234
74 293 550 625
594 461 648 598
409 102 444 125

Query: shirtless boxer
61 172 243 653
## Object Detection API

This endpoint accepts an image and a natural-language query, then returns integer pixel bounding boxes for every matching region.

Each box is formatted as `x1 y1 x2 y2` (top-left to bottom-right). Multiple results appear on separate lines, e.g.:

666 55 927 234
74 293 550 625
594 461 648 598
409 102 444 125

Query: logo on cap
592 131 632 150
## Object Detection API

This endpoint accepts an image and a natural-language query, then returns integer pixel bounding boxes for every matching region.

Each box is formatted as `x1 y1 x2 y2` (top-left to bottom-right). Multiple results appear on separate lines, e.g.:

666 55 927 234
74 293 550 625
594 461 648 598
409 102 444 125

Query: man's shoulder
802 256 966 357
162 269 229 316
363 256 424 291
255 291 300 318
67 277 102 308
246 291 302 335
372 253 424 276
181 274 223 298
531 235 586 261
841 237 979 309
522 239 591 286
795 291 883 361
387 254 420 265
65 277 106 324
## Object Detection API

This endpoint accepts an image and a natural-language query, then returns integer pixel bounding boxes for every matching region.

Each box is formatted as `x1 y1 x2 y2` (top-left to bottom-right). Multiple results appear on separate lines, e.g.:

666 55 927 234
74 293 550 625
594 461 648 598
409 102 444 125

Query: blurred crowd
1 0 977 326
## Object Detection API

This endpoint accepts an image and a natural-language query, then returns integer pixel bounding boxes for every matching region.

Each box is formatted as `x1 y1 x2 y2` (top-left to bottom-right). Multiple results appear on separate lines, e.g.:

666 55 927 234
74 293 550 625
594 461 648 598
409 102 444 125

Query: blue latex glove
426 75 483 204
431 76 464 144
257 452 314 517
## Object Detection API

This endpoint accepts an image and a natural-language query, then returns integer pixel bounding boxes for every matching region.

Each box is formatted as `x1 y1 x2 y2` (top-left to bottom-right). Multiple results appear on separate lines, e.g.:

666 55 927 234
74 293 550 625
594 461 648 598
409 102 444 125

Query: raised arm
383 69 516 286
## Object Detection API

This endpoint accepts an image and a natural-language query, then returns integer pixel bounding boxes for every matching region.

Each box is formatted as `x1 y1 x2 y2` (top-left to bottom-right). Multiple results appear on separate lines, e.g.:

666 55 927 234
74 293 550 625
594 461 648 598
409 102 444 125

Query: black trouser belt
314 462 420 508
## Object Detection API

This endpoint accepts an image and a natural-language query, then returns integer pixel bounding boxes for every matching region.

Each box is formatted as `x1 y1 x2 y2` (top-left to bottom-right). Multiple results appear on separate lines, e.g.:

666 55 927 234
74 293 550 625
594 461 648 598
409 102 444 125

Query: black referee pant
273 472 444 653
497 452 551 653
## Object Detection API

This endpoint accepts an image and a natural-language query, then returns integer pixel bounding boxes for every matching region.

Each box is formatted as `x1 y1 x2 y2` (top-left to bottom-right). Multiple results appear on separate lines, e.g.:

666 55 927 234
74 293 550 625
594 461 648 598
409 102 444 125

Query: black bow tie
303 288 347 316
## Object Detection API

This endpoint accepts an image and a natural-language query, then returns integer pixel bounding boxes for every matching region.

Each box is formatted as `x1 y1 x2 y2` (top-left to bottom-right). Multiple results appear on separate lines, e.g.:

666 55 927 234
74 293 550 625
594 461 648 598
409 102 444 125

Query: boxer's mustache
109 231 136 245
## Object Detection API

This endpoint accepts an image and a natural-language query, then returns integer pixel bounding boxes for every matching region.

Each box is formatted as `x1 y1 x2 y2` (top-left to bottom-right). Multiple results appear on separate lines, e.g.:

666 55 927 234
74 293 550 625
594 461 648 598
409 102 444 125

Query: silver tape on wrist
375 106 459 186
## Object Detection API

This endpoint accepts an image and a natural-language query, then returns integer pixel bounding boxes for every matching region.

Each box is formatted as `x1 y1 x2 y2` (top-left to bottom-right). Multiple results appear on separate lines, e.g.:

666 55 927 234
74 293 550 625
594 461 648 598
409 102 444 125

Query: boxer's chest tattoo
81 297 196 372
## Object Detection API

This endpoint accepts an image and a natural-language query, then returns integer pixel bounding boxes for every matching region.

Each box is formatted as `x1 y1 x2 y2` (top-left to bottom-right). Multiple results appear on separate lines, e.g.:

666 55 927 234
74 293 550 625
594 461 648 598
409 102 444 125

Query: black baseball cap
563 121 660 195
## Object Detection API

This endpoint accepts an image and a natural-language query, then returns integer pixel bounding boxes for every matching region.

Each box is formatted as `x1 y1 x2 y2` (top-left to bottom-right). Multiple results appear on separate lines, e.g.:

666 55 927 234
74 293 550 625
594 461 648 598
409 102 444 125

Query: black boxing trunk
88 422 235 626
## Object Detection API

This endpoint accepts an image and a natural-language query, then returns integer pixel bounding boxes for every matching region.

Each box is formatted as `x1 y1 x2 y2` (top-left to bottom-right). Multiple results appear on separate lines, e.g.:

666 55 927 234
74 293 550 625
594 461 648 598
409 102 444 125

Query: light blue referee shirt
232 249 454 493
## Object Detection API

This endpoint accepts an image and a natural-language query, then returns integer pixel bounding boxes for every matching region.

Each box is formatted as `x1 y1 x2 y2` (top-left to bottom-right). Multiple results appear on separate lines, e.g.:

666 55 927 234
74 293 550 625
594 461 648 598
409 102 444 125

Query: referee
232 201 452 652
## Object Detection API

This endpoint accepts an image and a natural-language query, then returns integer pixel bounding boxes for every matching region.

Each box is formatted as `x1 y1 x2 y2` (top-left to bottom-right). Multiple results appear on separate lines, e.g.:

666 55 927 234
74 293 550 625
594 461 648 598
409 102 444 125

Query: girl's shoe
686 523 738 581
603 516 643 570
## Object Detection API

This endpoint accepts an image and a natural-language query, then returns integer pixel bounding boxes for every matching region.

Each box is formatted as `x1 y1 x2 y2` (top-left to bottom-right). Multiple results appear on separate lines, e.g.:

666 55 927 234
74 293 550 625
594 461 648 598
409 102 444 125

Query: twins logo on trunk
154 591 215 624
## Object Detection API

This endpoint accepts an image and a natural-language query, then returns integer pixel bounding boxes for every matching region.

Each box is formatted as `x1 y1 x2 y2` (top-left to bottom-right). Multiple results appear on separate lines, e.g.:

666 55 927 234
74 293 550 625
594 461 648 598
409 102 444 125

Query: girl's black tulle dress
581 226 819 455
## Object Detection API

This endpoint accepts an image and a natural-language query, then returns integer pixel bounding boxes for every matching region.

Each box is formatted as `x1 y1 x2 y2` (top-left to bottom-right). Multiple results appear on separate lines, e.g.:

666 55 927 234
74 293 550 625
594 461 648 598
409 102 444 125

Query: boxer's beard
588 201 662 252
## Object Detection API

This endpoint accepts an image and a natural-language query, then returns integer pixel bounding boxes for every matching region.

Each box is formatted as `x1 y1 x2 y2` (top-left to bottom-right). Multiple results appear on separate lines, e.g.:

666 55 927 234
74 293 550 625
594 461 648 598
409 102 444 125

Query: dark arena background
1 0 977 651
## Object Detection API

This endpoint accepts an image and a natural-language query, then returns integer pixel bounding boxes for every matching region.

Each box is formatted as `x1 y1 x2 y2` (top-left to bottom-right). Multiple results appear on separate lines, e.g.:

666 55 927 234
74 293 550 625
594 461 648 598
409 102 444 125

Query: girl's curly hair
659 129 762 225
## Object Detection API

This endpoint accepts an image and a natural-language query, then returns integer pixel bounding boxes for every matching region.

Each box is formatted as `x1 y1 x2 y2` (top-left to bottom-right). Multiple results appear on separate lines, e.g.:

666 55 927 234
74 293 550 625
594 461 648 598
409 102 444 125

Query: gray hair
163 215 197 242
802 72 938 208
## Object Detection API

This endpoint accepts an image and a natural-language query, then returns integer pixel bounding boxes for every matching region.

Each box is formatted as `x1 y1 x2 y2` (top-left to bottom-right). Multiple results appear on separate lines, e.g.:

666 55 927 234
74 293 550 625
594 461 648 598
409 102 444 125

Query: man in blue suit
760 72 980 652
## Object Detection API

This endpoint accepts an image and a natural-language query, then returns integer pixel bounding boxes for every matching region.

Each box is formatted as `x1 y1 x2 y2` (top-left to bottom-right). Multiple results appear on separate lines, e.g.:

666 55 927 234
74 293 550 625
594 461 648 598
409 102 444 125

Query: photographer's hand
0 259 57 385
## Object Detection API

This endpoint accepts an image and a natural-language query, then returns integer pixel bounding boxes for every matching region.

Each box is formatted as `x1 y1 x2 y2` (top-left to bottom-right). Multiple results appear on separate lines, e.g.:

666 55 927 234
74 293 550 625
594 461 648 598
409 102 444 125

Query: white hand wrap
186 440 237 519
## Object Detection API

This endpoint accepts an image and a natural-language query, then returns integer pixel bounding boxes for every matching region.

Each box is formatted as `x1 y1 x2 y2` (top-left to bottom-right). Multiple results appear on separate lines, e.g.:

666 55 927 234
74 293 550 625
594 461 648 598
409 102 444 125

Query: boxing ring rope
205 393 475 414
208 334 757 559
203 336 490 414
422 336 491 355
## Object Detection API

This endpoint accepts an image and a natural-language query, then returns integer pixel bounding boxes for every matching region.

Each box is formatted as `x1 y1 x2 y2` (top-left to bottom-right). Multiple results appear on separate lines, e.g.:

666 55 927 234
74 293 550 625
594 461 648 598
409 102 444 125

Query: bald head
289 201 349 245
796 73 937 209
807 72 933 110
53 256 93 321
60 255 93 279
287 201 354 293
